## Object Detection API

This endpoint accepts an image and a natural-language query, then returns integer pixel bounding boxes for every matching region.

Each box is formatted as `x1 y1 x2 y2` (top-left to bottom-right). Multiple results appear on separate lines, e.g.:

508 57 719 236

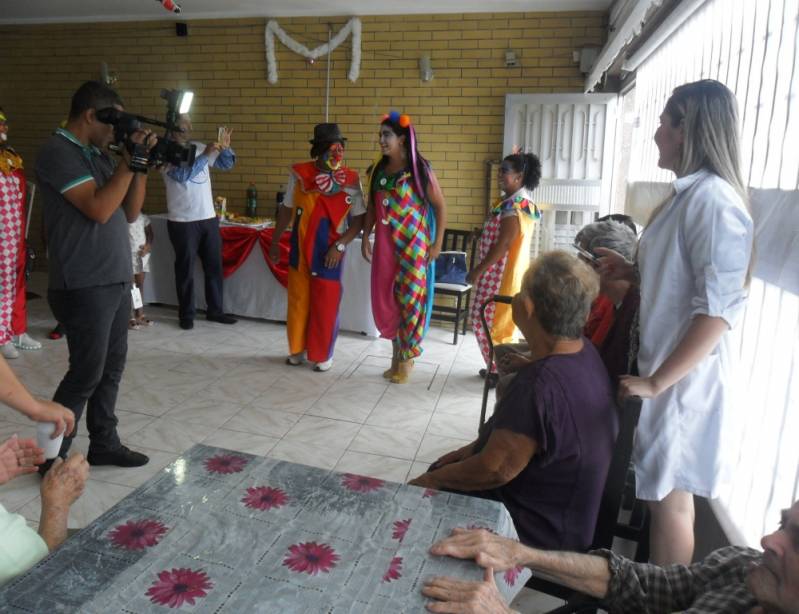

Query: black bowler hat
309 123 347 146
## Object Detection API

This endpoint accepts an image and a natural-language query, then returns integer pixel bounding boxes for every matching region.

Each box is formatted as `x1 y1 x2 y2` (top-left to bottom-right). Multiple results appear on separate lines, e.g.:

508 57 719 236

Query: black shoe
479 368 488 378
179 319 194 330
206 314 237 324
87 445 149 467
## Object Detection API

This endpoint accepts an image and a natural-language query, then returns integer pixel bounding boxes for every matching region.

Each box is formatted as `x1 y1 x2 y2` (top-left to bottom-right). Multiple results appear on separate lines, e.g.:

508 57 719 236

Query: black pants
167 217 224 321
48 283 129 455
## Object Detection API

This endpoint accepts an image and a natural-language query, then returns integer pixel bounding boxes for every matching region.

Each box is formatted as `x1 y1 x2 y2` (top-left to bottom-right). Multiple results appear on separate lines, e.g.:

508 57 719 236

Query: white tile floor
0 273 561 611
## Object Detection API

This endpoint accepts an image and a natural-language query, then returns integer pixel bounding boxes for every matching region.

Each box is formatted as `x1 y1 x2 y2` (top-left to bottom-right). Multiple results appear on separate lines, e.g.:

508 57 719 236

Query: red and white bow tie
315 169 347 193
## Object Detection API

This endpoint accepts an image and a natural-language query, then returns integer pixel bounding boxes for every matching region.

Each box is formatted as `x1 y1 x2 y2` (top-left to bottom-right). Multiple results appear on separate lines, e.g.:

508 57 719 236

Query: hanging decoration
264 18 362 84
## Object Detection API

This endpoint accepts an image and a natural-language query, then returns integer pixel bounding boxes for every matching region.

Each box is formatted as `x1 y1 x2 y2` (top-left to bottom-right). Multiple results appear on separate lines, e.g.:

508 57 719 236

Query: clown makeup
322 142 344 171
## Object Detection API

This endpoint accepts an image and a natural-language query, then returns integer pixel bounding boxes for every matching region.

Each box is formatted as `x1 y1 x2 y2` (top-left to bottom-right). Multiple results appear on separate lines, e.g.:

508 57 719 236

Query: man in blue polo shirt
35 81 153 472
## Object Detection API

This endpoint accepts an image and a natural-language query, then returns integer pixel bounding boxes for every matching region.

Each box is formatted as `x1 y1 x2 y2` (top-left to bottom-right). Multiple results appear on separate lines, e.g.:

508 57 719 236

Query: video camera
96 89 196 171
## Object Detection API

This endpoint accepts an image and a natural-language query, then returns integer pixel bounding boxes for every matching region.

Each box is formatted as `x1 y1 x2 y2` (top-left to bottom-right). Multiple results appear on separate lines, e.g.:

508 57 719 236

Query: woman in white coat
597 80 753 566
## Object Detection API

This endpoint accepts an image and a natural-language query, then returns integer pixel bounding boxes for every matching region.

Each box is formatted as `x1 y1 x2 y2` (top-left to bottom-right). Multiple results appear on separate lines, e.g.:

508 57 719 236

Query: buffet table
0 445 530 612
142 214 378 336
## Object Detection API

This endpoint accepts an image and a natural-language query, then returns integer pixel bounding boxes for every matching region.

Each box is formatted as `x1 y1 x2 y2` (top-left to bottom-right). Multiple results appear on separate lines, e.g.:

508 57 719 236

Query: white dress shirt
634 169 753 501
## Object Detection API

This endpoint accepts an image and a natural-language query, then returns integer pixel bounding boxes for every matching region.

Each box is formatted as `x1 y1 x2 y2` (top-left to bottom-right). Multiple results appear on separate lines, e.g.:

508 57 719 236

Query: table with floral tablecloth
0 444 529 613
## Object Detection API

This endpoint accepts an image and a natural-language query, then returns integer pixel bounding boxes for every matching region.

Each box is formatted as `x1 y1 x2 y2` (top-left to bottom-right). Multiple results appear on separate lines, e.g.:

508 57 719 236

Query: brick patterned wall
0 12 605 262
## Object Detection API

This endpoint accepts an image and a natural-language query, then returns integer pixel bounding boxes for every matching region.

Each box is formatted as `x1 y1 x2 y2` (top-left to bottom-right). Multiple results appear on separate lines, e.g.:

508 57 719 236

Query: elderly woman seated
497 217 639 390
408 251 618 550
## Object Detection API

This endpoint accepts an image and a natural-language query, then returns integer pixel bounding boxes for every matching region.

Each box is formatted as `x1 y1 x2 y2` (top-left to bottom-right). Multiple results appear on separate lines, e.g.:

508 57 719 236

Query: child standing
128 213 153 329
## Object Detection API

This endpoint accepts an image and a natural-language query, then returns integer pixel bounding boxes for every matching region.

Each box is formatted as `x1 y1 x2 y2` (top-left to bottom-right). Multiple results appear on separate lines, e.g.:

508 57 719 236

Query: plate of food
221 213 275 229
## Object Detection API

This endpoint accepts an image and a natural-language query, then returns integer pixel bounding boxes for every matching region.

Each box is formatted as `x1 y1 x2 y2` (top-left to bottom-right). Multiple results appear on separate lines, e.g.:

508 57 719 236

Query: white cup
36 422 64 460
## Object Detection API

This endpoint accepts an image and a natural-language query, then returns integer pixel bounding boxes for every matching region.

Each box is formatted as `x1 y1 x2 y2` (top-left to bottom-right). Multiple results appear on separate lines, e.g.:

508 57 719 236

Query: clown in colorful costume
0 108 41 359
270 124 365 372
362 112 447 384
468 152 542 374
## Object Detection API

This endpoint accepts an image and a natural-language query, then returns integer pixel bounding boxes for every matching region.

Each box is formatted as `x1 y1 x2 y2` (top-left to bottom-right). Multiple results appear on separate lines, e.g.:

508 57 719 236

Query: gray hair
575 220 637 261
520 251 599 339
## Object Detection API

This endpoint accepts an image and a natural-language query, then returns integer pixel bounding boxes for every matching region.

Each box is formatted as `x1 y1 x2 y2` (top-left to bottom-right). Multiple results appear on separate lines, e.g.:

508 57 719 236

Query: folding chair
431 229 476 345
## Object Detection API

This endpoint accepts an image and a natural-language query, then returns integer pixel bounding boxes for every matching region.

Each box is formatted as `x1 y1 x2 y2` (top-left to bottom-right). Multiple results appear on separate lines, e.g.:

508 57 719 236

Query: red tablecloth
219 226 290 287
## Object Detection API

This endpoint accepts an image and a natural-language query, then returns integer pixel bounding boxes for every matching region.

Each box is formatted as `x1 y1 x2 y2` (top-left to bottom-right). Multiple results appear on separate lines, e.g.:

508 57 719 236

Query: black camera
96 89 196 171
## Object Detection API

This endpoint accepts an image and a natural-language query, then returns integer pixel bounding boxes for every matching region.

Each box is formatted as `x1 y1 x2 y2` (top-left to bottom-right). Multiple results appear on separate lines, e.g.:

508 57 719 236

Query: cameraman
34 81 152 473
161 114 237 330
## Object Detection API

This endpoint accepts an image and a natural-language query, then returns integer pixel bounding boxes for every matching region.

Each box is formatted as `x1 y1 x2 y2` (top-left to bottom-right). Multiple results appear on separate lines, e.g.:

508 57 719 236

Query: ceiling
0 0 613 24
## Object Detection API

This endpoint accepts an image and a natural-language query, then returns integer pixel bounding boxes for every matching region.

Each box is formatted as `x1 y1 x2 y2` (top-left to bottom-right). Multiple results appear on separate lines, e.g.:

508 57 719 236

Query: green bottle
246 183 258 217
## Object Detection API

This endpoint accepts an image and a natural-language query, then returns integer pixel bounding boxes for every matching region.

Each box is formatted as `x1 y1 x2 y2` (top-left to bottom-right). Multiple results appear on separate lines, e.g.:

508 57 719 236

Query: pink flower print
422 488 438 498
504 565 524 586
145 568 213 608
382 556 403 583
242 486 288 511
204 453 248 474
109 519 168 551
283 542 340 576
392 518 412 543
341 473 385 493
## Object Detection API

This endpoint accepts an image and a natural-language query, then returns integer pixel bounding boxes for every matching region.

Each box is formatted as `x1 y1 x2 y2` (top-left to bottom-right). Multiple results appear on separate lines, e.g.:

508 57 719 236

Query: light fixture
177 91 194 115
504 49 519 68
419 54 434 82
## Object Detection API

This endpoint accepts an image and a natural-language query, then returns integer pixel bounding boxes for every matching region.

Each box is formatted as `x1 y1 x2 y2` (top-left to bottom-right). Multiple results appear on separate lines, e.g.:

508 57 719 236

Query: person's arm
426 170 447 261
361 203 375 263
0 505 49 584
61 165 136 225
408 429 536 491
619 315 728 398
324 214 364 269
212 147 236 171
0 356 74 437
38 455 89 551
141 221 154 255
269 173 296 263
166 146 214 183
120 173 148 223
428 529 612 598
466 215 520 285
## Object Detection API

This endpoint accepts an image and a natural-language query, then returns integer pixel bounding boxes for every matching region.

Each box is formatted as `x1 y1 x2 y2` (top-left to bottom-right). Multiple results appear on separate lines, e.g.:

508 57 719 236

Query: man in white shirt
160 115 237 330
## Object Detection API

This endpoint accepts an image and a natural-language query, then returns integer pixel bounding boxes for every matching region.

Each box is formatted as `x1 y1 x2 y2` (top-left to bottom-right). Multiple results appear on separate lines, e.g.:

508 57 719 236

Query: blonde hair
520 251 599 339
665 79 748 204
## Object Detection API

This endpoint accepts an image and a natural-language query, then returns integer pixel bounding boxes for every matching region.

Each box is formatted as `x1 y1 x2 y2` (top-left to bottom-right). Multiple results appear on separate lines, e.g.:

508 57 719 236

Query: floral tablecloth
0 445 530 612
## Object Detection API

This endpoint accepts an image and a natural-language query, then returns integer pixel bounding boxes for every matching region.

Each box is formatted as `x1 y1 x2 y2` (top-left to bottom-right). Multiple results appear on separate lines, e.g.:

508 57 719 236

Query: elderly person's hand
594 247 636 284
423 568 516 613
408 472 438 489
41 454 89 509
497 352 531 374
0 436 44 485
430 528 522 572
38 454 90 551
28 399 75 439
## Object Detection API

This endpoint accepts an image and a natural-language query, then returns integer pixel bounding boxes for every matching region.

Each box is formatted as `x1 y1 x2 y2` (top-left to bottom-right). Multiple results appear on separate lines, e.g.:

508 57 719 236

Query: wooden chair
431 229 476 344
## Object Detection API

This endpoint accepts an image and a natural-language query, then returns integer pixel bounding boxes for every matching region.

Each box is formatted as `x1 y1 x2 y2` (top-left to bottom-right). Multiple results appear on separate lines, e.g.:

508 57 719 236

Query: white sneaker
286 352 305 366
313 358 333 372
13 333 42 351
1 342 19 359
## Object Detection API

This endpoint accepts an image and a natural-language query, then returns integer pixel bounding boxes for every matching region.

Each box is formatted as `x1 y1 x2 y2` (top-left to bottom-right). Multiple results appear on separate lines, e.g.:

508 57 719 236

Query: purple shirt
475 339 617 550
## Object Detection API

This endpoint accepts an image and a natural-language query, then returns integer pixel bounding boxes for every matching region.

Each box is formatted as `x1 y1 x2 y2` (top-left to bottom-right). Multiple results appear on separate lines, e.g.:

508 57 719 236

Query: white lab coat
634 169 753 501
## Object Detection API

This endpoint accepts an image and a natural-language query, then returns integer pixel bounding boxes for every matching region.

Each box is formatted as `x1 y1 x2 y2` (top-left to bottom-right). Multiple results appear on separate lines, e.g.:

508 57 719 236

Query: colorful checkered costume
471 190 539 371
370 169 436 361
0 148 28 346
